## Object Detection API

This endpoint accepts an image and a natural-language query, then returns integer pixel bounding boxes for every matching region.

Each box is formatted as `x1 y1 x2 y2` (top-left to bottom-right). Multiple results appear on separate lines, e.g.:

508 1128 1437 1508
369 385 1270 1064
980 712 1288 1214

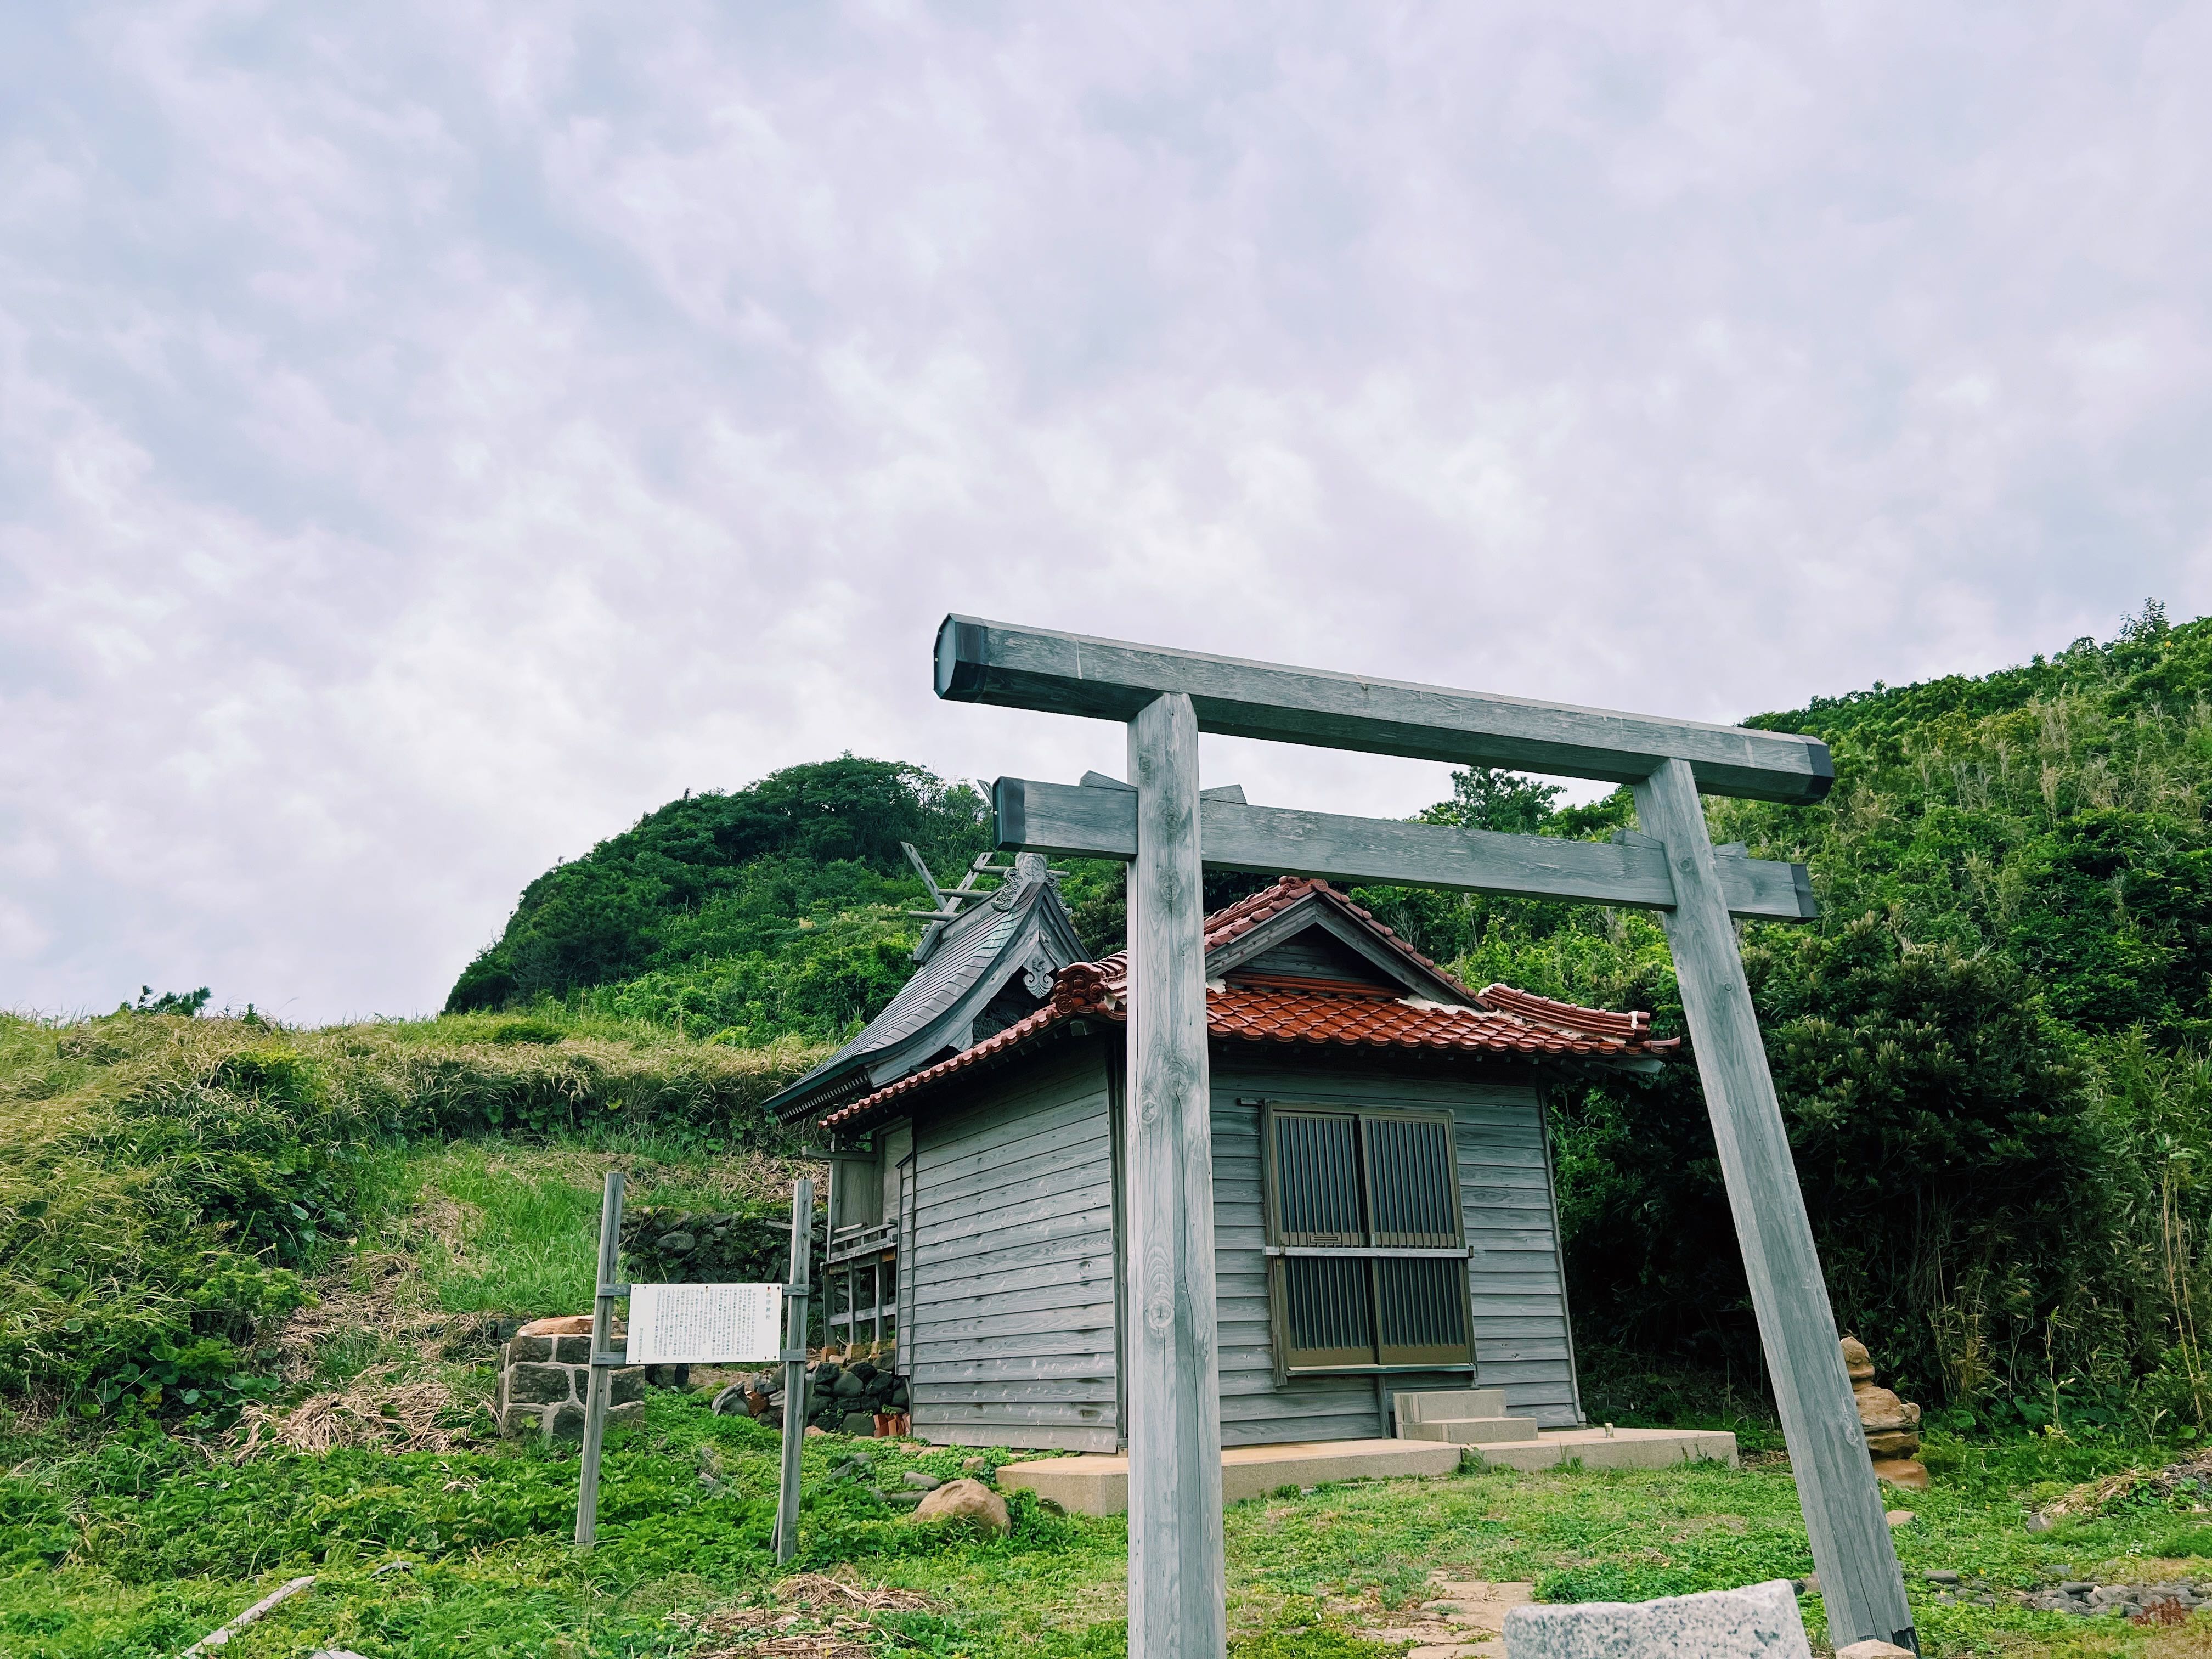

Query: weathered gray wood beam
939 616 1833 804
992 777 1817 922
1632 759 1914 1652
1124 693 1228 1659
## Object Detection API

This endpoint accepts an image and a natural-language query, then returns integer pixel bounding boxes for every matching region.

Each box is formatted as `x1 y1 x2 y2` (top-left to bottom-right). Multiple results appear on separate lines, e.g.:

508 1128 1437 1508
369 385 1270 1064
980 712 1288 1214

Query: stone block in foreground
1503 1579 1810 1658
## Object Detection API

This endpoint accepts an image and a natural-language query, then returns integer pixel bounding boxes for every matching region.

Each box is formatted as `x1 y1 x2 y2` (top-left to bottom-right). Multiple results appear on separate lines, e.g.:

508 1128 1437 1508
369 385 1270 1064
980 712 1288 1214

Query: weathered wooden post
574 1169 625 1549
775 1175 815 1564
1634 760 1913 1648
1125 693 1228 1659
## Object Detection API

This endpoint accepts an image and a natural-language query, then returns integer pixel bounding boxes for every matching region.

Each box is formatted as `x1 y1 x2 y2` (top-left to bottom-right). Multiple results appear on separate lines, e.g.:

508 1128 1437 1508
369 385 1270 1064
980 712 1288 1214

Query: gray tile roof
763 859 1086 1123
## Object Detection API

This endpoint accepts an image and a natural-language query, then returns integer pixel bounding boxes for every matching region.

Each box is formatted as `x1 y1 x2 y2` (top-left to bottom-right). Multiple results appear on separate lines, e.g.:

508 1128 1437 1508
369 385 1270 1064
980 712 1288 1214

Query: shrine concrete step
1392 1388 1541 1446
1400 1415 1542 1445
997 1438 1462 1516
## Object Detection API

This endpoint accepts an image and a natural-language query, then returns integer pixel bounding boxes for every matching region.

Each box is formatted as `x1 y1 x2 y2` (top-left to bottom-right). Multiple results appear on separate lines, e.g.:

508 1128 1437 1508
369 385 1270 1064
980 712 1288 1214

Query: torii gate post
936 618 1918 1657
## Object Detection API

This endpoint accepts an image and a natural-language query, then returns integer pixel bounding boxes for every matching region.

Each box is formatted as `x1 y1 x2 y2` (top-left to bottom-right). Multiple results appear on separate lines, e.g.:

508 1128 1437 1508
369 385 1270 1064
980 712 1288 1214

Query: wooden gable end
1203 893 1468 1005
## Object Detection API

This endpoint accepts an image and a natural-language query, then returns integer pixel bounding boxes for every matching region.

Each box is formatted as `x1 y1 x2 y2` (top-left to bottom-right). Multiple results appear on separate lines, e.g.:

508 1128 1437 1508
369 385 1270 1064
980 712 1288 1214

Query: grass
10 1395 2212 1656
12 1088 2212 1656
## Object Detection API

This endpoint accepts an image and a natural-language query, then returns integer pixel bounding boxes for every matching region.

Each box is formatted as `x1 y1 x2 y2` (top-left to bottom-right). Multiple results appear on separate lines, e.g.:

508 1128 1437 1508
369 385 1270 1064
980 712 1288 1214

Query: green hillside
444 758 995 1042
433 603 2212 1427
1363 600 2212 1428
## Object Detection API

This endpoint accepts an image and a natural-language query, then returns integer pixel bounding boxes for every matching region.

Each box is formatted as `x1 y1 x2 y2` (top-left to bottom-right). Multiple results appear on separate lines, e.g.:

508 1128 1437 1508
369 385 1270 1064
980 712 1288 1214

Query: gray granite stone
1503 1579 1810 1658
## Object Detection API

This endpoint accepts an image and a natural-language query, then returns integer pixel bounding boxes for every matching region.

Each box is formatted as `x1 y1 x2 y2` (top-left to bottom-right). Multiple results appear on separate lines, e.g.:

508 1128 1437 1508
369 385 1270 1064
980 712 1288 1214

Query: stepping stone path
1362 1572 1534 1658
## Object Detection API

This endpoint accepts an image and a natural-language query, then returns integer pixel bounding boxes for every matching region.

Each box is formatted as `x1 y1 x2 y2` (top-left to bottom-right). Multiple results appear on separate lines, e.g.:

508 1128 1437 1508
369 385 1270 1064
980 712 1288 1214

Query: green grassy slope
0 1007 821 1423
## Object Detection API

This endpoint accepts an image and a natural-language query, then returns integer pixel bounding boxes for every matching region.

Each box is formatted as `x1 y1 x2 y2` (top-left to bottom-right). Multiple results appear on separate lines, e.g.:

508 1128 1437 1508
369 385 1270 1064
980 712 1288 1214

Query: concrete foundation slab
998 1438 1462 1516
1474 1426 1738 1472
998 1426 1737 1516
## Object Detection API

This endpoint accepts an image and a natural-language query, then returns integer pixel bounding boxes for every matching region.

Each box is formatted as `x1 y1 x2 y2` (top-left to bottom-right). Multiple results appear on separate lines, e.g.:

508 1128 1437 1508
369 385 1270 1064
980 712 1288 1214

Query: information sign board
627 1283 782 1365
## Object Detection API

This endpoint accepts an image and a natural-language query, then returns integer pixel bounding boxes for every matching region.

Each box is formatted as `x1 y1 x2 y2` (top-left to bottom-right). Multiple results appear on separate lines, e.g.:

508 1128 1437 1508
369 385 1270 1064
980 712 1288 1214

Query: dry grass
2045 1452 2212 1518
230 1364 475 1457
475 1143 827 1208
679 1571 940 1659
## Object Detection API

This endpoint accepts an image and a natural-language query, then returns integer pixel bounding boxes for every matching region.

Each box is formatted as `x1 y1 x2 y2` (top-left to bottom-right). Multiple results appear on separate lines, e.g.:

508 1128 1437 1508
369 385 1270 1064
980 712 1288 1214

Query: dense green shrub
1342 603 2212 1423
447 759 990 1018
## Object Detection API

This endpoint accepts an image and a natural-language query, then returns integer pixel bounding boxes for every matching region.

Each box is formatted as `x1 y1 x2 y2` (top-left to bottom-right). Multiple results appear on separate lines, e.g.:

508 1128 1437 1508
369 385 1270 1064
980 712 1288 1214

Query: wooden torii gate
933 616 1917 1659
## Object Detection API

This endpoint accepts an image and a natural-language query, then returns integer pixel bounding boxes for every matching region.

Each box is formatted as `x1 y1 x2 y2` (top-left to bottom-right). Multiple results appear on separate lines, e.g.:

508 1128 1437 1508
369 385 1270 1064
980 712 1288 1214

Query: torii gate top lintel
935 613 1835 805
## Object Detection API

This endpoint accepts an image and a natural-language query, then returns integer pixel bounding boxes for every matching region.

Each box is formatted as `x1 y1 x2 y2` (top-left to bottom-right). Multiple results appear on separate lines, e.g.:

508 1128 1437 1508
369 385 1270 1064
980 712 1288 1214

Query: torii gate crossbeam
934 617 1917 1658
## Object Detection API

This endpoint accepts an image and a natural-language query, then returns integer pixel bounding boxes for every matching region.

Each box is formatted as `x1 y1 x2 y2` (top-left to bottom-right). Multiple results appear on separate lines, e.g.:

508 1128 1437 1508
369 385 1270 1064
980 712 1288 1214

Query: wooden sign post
935 617 1917 1656
774 1176 815 1564
572 1172 809 1559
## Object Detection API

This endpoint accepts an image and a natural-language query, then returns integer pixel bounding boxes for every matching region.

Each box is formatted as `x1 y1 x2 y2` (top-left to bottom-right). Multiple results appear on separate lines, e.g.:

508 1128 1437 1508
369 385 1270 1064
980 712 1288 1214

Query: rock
2026 1514 2053 1533
609 1368 645 1406
1839 1335 1876 1387
1872 1458 1929 1489
1502 1579 1809 1657
840 1412 877 1435
851 1361 878 1382
1924 1570 1959 1584
504 1335 554 1363
554 1335 592 1364
506 1363 574 1406
1854 1387 1915 1434
1835 1644 1916 1659
519 1314 595 1336
912 1477 1011 1534
1841 1336 1922 1469
962 1457 988 1476
550 1403 588 1439
710 1384 749 1416
660 1231 696 1254
805 1425 827 1437
833 1371 866 1398
904 1471 943 1491
1884 1509 1915 1527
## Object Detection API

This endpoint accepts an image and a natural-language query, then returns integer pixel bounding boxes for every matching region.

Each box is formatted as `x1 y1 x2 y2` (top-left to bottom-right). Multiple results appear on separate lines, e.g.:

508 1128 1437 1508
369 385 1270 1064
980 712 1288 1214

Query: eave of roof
817 877 1674 1135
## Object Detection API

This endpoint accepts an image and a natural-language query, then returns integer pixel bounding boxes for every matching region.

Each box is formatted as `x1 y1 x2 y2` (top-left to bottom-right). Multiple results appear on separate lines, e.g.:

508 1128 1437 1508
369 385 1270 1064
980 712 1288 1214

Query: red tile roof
820 877 1674 1131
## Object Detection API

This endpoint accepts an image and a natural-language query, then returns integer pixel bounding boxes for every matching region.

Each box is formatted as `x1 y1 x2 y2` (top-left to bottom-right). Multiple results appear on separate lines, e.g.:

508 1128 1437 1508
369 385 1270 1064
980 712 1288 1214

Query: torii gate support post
1125 692 1228 1659
1634 759 1915 1650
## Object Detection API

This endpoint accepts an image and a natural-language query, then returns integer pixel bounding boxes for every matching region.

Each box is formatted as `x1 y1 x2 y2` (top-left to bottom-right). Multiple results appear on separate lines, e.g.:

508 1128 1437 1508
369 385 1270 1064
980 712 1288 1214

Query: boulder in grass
911 1477 1010 1536
1503 1579 1809 1658
1836 1644 1917 1659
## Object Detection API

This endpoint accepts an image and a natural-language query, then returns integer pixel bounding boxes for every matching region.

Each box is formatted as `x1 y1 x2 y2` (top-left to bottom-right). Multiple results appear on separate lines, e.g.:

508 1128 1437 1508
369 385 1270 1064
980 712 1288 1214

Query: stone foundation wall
497 1314 645 1440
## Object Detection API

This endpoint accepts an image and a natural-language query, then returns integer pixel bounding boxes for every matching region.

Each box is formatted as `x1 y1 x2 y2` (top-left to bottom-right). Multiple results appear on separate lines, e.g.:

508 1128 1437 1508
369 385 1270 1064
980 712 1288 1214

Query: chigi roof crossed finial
760 848 1086 1125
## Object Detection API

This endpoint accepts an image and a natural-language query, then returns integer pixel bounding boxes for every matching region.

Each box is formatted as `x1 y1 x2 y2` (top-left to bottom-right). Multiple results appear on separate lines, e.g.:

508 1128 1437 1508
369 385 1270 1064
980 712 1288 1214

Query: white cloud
2 0 2209 1019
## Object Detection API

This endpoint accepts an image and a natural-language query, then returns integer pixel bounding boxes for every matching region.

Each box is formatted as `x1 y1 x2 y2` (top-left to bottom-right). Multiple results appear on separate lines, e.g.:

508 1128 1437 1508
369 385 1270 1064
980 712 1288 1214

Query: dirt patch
679 1571 939 1659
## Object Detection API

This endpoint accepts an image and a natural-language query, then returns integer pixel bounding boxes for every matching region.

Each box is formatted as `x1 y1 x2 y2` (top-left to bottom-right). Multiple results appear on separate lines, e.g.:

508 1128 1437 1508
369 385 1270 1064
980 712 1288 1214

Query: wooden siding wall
905 1039 1122 1451
1211 1061 1582 1441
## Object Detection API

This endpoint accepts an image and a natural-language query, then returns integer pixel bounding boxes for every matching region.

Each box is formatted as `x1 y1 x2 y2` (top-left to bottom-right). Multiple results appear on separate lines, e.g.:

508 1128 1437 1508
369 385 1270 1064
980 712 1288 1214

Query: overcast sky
4 3 2209 1023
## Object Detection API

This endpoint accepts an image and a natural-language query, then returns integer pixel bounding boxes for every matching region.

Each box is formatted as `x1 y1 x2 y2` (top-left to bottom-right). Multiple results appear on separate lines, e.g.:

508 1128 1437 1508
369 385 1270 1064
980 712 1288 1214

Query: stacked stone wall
496 1314 645 1439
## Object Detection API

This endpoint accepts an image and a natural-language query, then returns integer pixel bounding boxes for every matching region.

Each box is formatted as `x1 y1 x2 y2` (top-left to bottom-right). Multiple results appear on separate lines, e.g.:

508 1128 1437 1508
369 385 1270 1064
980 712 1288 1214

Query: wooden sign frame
935 616 1917 1657
571 1172 815 1564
